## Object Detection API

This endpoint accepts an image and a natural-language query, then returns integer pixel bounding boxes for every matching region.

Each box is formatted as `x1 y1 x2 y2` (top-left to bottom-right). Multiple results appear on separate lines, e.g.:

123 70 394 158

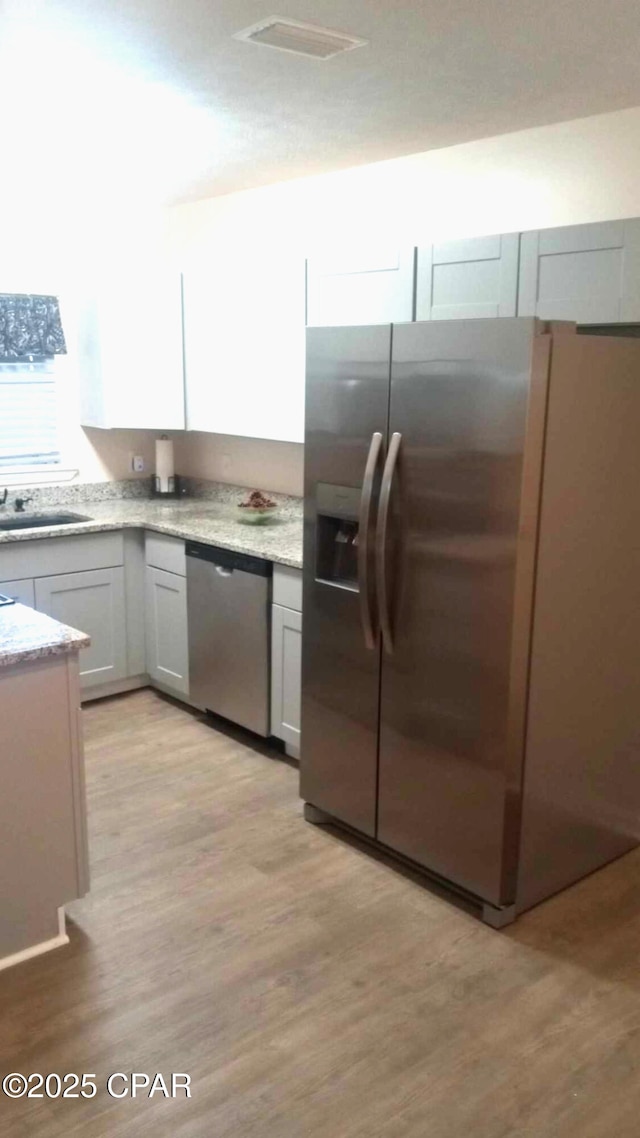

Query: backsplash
0 476 302 513
179 478 302 517
172 433 304 498
0 478 152 509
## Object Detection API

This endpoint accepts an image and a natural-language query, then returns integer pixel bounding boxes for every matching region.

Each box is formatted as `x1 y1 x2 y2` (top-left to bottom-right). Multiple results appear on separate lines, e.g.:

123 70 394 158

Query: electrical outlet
132 455 145 473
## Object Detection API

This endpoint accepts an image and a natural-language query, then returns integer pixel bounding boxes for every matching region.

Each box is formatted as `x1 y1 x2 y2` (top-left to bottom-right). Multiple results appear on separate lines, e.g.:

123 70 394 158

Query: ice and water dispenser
315 483 361 590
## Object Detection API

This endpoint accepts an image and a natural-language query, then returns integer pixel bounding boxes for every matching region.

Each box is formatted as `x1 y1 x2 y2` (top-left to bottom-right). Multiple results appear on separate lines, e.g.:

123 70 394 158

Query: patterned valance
0 294 67 362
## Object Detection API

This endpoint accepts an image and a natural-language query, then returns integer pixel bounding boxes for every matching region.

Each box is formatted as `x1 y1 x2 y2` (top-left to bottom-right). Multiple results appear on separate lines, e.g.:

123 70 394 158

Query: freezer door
377 318 548 905
300 325 391 836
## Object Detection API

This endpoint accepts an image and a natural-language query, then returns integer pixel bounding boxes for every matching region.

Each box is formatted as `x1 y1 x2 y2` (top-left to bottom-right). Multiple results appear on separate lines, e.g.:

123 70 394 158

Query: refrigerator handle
358 431 384 650
376 431 402 655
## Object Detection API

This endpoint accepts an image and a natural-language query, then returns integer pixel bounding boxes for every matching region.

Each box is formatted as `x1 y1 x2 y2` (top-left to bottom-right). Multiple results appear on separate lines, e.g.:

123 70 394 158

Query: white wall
169 106 640 255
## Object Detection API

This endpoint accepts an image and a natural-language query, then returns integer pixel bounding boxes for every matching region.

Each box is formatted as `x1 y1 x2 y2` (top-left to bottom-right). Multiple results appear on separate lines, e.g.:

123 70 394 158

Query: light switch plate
132 455 145 473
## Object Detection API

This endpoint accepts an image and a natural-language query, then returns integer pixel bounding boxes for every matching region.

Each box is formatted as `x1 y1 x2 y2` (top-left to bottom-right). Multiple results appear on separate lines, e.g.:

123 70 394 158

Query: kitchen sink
0 513 92 531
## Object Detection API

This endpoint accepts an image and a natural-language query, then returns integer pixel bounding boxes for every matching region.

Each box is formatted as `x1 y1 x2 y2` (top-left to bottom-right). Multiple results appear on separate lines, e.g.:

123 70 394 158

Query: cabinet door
0 578 35 607
306 245 415 327
0 654 87 959
518 220 640 323
183 249 305 442
145 566 189 696
79 270 185 430
35 567 127 690
271 603 302 754
416 234 519 320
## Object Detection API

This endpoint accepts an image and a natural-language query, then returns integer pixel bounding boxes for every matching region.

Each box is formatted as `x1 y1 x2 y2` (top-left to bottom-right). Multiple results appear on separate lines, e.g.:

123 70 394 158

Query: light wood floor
2 688 640 1137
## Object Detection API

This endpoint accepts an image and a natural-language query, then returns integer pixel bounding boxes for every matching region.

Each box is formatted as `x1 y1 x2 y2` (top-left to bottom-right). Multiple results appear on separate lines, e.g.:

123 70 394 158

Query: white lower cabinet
0 578 36 607
35 567 127 691
145 565 189 697
1 532 300 729
271 602 302 757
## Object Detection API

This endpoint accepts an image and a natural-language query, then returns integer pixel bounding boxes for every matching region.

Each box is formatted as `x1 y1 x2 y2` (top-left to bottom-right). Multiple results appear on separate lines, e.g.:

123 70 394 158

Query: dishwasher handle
185 541 272 578
216 565 233 578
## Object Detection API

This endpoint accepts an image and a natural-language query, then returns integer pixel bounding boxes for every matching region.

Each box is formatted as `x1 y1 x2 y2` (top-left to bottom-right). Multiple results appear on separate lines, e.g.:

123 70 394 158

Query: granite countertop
0 603 91 669
0 498 304 569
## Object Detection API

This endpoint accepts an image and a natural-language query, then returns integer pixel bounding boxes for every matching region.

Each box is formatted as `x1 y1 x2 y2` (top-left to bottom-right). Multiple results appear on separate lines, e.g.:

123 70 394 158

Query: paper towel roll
155 436 174 494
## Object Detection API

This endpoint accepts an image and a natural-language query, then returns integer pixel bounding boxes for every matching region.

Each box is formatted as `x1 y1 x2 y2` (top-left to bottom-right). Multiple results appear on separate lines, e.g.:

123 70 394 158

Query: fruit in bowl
236 489 279 525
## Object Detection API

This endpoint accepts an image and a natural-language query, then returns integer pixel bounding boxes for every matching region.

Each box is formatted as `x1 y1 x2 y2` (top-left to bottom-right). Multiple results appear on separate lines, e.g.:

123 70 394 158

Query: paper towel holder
152 433 182 499
152 472 182 498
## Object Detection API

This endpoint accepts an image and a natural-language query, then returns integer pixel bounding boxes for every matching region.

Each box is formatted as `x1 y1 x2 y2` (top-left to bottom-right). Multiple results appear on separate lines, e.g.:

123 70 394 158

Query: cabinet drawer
0 532 124 582
273 564 302 611
145 532 186 577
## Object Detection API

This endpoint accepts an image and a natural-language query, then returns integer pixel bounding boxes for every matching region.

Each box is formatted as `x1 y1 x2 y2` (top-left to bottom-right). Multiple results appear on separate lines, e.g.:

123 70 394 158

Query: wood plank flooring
2 688 640 1137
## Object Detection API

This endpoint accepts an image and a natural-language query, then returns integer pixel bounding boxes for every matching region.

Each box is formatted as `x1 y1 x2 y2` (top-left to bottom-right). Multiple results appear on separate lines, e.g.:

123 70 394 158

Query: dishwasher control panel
185 542 272 577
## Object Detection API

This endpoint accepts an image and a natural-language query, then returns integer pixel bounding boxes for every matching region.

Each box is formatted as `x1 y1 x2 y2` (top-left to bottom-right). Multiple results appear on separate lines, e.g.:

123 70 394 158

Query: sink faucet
0 488 7 508
14 496 33 513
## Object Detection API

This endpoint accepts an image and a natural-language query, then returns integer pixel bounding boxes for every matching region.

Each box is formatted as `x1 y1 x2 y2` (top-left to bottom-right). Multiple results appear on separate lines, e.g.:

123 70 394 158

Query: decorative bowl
235 505 279 525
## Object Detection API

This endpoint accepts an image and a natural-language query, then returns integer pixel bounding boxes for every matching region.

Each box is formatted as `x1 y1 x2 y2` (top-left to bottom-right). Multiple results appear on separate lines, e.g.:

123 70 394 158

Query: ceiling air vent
233 17 368 60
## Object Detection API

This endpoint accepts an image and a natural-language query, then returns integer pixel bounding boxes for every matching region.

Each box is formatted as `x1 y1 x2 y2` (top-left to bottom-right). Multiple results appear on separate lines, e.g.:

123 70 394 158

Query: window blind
0 359 60 469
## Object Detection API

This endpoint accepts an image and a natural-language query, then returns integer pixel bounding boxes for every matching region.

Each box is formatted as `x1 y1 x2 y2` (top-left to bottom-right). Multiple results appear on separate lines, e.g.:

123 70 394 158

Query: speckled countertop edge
0 603 91 669
0 483 303 667
0 498 304 569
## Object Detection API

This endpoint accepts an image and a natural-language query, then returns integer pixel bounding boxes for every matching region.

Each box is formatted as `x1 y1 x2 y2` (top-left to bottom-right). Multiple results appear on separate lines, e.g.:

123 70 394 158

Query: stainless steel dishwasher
186 542 272 736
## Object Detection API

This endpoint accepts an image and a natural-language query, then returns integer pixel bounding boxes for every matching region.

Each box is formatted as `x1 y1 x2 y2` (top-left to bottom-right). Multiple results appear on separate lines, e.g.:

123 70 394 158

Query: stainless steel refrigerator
300 317 640 926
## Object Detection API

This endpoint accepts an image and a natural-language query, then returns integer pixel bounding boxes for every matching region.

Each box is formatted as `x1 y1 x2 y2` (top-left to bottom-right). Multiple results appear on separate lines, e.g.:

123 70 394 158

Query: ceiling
3 0 640 208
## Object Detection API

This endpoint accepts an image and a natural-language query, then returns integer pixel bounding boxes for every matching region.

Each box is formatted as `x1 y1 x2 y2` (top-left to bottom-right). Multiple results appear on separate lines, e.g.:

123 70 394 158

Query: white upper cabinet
517 220 640 323
306 246 415 327
416 234 519 321
79 269 185 430
183 248 306 443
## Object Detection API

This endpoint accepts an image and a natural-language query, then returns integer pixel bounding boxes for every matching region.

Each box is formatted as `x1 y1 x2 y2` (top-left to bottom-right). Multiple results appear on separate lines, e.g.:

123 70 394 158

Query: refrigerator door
377 318 549 905
300 325 391 836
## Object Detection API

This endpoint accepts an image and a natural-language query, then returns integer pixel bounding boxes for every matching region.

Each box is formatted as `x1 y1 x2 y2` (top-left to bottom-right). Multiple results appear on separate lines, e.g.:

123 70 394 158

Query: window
0 358 61 469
